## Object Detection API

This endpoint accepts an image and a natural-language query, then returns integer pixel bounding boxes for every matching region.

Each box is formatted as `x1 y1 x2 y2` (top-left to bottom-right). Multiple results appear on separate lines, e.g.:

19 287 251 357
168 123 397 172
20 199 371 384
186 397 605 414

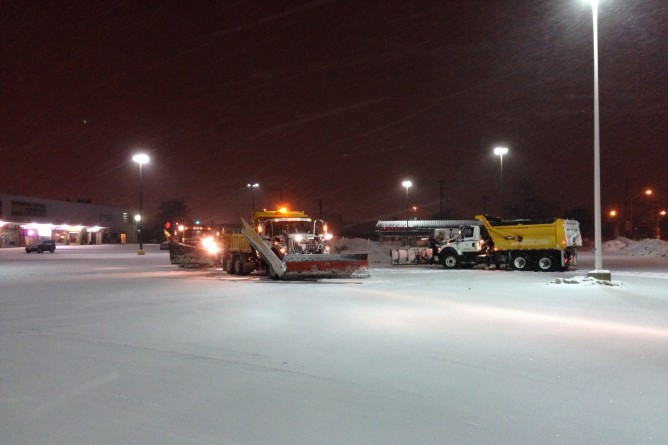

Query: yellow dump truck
474 215 582 271
389 215 581 272
223 208 369 279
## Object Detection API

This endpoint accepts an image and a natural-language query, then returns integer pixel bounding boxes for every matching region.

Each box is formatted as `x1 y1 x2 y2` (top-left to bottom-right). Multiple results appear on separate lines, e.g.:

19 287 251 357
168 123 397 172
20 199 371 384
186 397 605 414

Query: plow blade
240 218 369 280
168 242 219 268
282 253 369 279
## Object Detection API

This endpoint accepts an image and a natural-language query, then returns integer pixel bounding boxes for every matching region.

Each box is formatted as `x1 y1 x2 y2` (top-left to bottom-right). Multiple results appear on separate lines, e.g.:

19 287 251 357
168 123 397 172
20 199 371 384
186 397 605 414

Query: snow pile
330 238 391 263
550 276 622 287
603 237 668 257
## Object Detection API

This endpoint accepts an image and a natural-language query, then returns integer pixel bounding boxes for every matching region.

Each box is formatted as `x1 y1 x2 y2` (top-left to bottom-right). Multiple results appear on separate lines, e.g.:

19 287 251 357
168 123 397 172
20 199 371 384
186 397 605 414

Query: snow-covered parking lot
2 241 667 444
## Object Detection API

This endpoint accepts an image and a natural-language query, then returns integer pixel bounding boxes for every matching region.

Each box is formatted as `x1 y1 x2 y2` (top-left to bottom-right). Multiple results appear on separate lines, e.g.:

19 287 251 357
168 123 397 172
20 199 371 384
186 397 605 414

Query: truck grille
290 239 322 254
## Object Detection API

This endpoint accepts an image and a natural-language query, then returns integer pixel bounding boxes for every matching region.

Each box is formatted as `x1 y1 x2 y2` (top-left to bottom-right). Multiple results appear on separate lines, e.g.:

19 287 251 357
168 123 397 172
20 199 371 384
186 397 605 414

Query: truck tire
512 253 530 271
224 255 235 274
440 249 460 269
238 255 253 275
536 254 555 272
233 256 243 275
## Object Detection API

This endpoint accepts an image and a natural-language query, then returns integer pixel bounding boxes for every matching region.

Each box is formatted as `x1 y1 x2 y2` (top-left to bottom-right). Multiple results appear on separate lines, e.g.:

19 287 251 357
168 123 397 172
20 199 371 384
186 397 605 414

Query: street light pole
608 209 620 239
132 153 149 254
584 0 609 280
247 182 259 212
493 146 508 216
629 189 652 239
402 180 412 229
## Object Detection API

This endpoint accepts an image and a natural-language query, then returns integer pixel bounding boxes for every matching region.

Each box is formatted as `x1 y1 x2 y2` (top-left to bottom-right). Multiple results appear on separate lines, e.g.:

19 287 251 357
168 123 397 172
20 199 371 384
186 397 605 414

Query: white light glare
132 153 149 165
201 237 221 255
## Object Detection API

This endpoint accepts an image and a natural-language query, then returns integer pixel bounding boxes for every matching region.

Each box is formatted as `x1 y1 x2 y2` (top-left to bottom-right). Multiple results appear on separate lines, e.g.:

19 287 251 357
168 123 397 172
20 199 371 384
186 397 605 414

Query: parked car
25 240 56 253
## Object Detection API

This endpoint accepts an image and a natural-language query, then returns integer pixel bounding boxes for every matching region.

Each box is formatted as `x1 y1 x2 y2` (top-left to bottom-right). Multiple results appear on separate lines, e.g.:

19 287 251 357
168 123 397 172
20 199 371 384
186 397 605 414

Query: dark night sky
2 1 667 225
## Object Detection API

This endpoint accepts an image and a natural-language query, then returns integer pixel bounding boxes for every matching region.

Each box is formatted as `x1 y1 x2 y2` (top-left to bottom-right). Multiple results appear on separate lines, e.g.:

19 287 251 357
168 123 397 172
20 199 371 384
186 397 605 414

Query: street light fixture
132 153 149 254
402 180 412 229
583 0 609 280
247 182 259 212
608 209 620 238
493 146 509 216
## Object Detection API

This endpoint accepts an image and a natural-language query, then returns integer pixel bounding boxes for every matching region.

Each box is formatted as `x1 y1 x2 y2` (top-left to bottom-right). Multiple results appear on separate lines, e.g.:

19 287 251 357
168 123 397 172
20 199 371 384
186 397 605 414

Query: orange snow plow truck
223 209 369 280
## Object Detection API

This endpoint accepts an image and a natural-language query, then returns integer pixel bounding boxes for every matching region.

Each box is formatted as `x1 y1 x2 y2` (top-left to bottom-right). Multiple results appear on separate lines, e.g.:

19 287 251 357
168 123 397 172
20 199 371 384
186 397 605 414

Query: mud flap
168 242 219 268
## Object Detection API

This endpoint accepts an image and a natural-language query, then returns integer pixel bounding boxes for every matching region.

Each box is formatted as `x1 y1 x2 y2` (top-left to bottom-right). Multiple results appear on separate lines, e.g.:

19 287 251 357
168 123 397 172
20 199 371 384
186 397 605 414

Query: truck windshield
268 221 312 236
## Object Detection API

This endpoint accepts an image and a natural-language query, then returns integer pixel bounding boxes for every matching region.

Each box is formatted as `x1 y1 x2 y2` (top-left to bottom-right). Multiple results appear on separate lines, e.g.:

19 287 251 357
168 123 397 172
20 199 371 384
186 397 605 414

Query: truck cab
251 209 331 259
436 224 488 268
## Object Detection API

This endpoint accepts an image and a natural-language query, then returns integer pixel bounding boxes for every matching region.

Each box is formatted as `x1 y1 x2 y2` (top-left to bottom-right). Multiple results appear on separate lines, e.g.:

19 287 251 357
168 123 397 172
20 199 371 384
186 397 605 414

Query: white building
0 194 138 248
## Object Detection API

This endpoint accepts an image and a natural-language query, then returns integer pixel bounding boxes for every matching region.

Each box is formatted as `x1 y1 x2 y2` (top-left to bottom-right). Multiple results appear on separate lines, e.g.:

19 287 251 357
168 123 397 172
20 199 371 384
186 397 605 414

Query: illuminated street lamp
247 182 259 212
493 146 509 215
132 153 149 254
402 180 412 228
608 209 619 238
583 0 608 280
629 188 652 239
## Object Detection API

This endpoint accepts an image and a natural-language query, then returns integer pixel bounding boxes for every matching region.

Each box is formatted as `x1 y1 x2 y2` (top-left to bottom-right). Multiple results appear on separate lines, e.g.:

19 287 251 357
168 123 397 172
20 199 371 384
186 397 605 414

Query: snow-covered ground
1 240 667 444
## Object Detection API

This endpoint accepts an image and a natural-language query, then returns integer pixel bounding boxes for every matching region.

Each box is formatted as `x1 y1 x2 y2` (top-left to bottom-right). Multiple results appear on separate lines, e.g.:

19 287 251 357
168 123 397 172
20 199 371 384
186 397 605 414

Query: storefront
0 222 114 247
0 194 137 248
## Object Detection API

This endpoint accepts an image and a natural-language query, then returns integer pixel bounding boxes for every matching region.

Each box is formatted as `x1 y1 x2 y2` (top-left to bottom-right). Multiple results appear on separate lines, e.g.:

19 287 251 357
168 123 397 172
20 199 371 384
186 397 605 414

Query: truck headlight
201 237 221 255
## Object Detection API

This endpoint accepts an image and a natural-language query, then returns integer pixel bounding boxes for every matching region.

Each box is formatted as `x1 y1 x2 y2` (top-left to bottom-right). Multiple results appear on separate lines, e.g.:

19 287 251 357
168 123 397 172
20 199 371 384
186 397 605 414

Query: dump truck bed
475 215 582 251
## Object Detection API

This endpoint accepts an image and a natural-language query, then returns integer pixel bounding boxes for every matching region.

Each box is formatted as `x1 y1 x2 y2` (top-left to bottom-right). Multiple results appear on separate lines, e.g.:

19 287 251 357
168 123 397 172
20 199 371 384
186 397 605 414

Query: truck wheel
440 250 460 269
512 253 530 271
233 256 243 275
536 255 555 271
238 255 252 275
224 256 235 274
